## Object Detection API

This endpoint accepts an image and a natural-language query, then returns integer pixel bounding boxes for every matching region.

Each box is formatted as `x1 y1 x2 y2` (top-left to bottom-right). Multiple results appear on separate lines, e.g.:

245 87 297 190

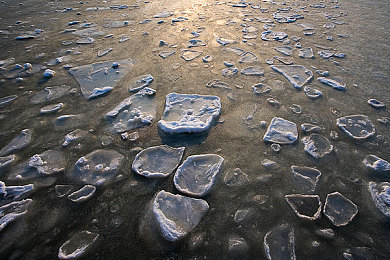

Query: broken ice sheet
181 49 203 61
363 155 390 172
241 66 264 76
62 129 89 147
274 46 293 56
40 103 64 115
323 192 358 226
299 47 314 58
58 231 99 259
264 224 296 260
132 145 185 178
285 194 322 220
291 165 321 193
272 65 313 89
0 199 32 232
273 12 303 23
318 77 346 90
105 88 156 133
151 190 209 242
261 31 288 41
0 129 32 157
30 85 71 104
68 185 96 203
128 74 154 93
174 154 224 197
0 181 34 205
68 59 133 99
302 134 333 159
158 93 221 134
368 182 390 218
8 150 66 181
263 117 298 144
70 149 124 186
336 115 376 140
0 155 16 174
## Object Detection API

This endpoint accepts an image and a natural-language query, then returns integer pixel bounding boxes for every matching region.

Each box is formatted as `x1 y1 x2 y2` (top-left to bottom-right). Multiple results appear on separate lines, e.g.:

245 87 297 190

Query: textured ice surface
181 50 203 61
275 46 293 56
87 86 112 100
159 51 176 59
241 66 264 76
285 194 322 220
239 52 257 63
71 150 124 186
303 86 322 99
158 93 221 134
252 83 271 95
299 47 314 58
152 190 209 242
318 77 346 90
264 224 296 260
291 166 321 193
0 199 32 232
40 103 64 115
105 88 156 133
0 182 34 205
301 123 321 134
216 37 237 46
263 117 298 144
337 115 376 140
0 129 32 156
273 12 303 23
302 134 333 158
222 67 238 77
68 185 96 203
174 154 224 197
271 65 313 89
261 31 288 41
8 150 66 181
58 231 99 259
223 168 250 187
368 182 390 218
323 192 358 226
0 155 16 174
367 99 385 109
132 145 185 178
128 74 154 92
363 155 390 172
62 129 89 147
68 59 133 98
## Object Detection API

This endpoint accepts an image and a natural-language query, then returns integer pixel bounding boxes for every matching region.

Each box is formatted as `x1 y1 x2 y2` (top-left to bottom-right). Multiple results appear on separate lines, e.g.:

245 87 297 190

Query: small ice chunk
367 99 385 109
323 192 358 226
263 117 298 144
285 194 322 220
239 52 257 63
337 115 376 140
264 224 296 260
158 93 221 134
62 129 89 147
0 199 32 232
88 86 112 100
303 86 322 99
301 123 321 134
159 51 176 59
318 77 346 90
55 185 74 197
0 95 17 108
128 74 154 92
299 47 314 58
30 85 71 104
0 129 32 156
234 208 255 224
152 190 209 242
228 236 249 258
68 185 96 203
43 69 55 78
216 37 237 46
58 231 99 259
261 31 288 41
174 154 224 197
223 168 250 187
0 155 16 174
302 134 333 159
368 182 390 218
181 49 203 61
132 145 185 178
291 166 321 193
252 83 271 95
40 103 64 115
222 67 238 77
363 155 390 172
272 65 313 89
241 66 264 76
0 182 34 204
275 46 293 56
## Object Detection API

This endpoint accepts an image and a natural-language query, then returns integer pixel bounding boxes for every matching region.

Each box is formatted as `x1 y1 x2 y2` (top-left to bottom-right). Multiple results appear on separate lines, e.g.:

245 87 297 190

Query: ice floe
323 192 358 226
263 117 298 144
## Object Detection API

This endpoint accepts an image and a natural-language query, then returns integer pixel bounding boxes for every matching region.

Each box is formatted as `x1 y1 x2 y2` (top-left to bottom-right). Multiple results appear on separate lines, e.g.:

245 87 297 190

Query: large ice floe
144 190 209 242
58 230 99 259
263 117 298 144
105 88 156 133
336 115 376 140
323 192 358 226
302 134 333 158
263 224 296 260
70 150 124 186
368 182 390 218
271 65 313 89
174 154 224 197
132 145 185 178
158 93 221 134
68 59 133 99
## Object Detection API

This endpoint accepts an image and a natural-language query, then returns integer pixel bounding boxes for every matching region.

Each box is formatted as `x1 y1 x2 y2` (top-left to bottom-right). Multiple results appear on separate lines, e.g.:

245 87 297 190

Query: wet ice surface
58 231 99 259
264 224 296 260
323 192 358 227
0 0 390 258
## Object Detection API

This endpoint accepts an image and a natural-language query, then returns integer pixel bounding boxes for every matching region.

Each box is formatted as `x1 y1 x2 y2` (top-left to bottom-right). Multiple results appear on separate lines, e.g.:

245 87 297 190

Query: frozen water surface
132 145 185 178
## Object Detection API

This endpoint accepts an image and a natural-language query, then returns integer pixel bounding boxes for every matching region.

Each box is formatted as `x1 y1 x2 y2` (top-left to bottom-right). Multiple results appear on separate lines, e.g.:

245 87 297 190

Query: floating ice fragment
0 95 17 108
222 67 238 77
264 224 296 260
58 231 99 259
63 129 89 147
217 37 237 46
301 123 321 134
105 88 156 133
132 145 185 178
272 65 313 89
263 117 298 144
228 236 249 258
76 37 95 44
153 11 173 18
261 31 288 41
368 182 390 218
273 12 303 23
30 85 71 104
0 129 32 156
291 166 321 193
252 83 271 95
223 168 250 187
318 77 346 90
234 208 255 224
241 66 264 76
158 93 221 134
152 190 209 242
323 192 358 226
71 149 124 186
0 182 34 204
68 59 133 98
303 86 322 99
367 99 385 109
174 154 224 197
88 86 112 100
187 39 206 48
68 185 96 202
0 199 32 232
285 194 322 220
97 48 112 57
302 134 333 159
363 155 390 172
40 103 64 115
336 115 376 140
239 52 257 63
181 49 203 61
159 51 175 59
275 46 293 56
55 185 73 197
0 155 16 174
290 104 301 114
299 47 314 58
